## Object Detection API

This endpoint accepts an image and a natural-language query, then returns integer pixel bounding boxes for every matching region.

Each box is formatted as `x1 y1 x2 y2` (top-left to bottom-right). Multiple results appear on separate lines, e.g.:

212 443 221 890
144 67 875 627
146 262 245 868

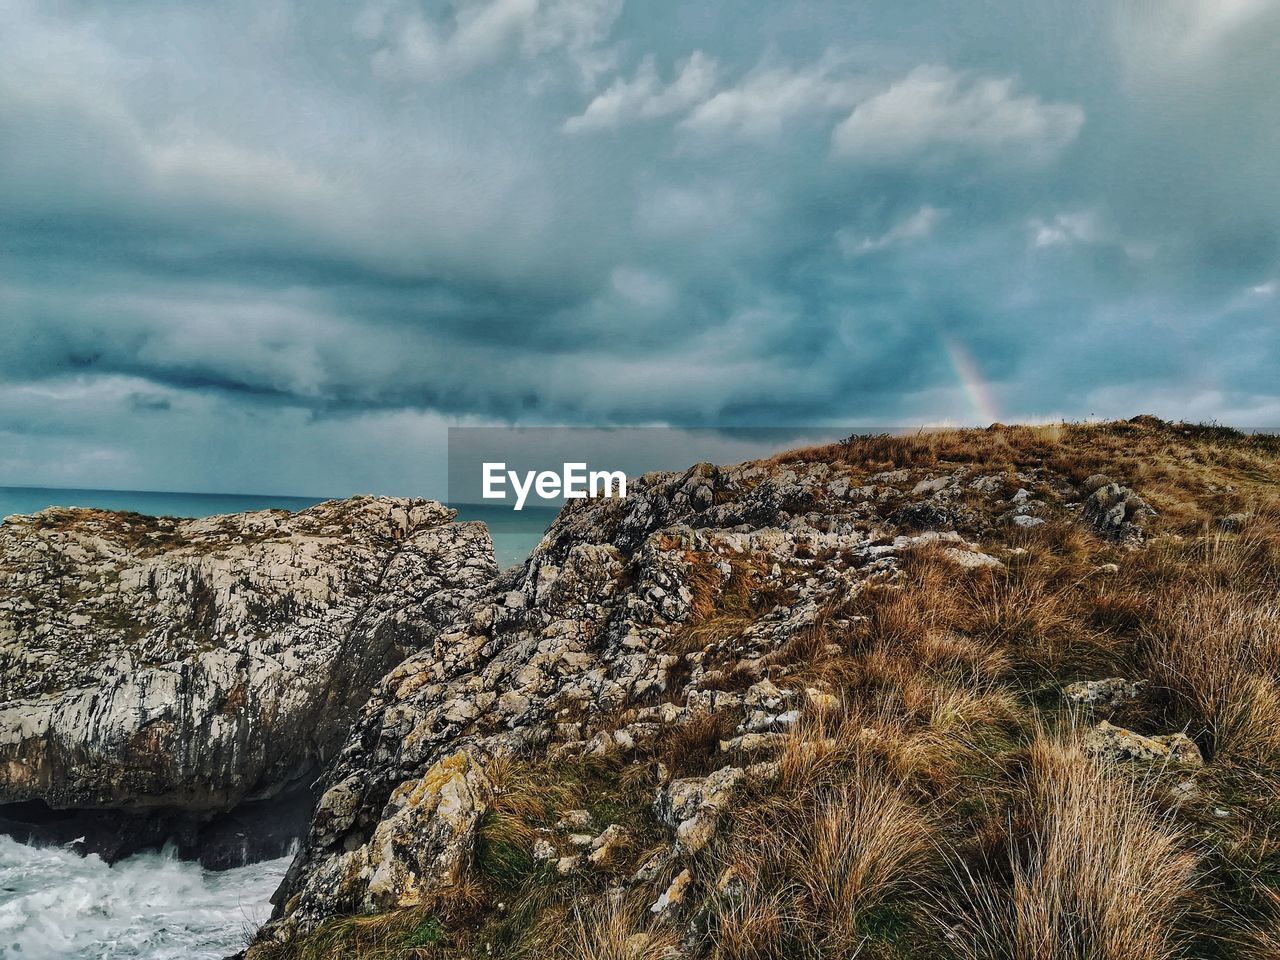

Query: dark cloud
2 0 1279 494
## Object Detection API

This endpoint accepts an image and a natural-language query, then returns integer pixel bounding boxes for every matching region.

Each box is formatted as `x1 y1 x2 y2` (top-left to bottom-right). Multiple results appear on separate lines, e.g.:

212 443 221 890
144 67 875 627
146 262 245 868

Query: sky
1 0 1278 496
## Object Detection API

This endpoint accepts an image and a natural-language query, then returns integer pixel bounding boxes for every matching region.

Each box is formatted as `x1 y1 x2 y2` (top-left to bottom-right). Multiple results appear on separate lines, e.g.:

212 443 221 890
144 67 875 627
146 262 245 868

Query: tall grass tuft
1143 583 1280 764
947 736 1198 960
710 752 938 959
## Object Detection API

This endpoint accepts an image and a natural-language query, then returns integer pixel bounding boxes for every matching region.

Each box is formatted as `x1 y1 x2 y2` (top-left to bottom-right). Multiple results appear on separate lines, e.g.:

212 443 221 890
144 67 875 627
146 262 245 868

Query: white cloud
635 182 741 236
365 0 622 84
1028 210 1102 248
831 65 1084 163
609 266 675 309
838 205 946 256
1026 209 1161 260
1252 279 1277 296
679 56 868 141
564 51 718 132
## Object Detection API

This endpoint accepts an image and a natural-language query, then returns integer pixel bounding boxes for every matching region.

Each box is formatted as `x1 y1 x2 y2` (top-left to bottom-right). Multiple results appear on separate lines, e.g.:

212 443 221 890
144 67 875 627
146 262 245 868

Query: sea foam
0 836 289 960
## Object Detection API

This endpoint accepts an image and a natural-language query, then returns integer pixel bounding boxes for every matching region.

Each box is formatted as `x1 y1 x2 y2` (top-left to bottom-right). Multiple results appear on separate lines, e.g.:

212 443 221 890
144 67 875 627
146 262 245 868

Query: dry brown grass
1142 584 1280 764
836 544 1113 688
1241 914 1280 960
709 751 940 959
558 900 680 960
780 419 1280 533
482 754 576 846
708 445 1280 959
947 735 1199 960
656 710 738 777
653 483 1277 958
668 547 794 656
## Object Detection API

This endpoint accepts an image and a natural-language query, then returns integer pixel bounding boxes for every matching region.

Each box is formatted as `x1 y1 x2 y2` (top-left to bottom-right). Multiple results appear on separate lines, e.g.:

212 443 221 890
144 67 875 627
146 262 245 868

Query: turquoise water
0 487 555 570
451 502 558 569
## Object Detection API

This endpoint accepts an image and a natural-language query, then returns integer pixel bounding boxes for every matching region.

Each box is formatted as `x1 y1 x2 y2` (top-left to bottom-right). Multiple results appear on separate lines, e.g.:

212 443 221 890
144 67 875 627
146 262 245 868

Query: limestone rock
651 868 693 914
254 452 1166 942
282 750 489 923
0 497 494 864
556 809 592 832
1084 721 1203 767
1064 678 1146 711
588 823 630 866
364 751 489 907
942 547 1005 570
557 855 583 876
1083 483 1156 542
656 767 745 857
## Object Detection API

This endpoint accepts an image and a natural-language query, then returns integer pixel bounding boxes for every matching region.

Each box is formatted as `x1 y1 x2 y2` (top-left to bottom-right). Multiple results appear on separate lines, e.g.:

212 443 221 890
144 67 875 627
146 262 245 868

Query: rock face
197 422 1280 958
257 459 1051 941
0 497 495 864
1082 478 1156 542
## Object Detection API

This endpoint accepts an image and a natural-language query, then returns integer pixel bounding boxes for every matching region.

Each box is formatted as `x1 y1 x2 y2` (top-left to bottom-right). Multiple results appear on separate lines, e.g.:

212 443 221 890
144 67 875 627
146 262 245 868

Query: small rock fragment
532 837 557 861
556 855 582 876
1064 678 1145 711
1085 721 1202 767
650 868 693 914
1218 513 1250 533
556 809 593 832
942 547 1005 570
587 824 629 865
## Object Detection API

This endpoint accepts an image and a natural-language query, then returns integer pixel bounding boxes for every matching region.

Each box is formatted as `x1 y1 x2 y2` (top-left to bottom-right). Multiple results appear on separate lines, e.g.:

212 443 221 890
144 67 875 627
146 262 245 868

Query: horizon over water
0 485 556 570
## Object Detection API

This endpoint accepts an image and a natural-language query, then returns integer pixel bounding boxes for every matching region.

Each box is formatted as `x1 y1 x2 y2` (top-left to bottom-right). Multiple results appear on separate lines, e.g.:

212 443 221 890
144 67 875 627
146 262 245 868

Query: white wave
0 836 290 960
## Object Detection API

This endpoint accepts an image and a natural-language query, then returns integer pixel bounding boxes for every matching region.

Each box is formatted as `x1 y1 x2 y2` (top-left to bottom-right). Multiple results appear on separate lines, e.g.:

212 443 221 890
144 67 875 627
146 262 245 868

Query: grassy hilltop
255 418 1280 960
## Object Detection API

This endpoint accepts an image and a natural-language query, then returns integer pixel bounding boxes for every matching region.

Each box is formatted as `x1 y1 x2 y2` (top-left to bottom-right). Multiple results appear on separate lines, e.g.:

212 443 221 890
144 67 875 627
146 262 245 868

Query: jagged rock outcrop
235 422 1280 960
255 459 1054 942
1081 475 1157 541
0 497 495 864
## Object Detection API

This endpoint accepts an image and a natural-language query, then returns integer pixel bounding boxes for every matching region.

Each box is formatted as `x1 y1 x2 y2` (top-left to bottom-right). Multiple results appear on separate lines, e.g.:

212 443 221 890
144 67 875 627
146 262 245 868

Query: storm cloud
2 0 1278 494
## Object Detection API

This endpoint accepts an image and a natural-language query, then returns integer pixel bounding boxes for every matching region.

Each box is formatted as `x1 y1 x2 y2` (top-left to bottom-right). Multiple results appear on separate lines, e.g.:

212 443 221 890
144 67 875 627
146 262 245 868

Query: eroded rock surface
1082 478 1156 542
0 497 495 862
258 459 1054 941
1064 677 1146 712
1085 720 1204 767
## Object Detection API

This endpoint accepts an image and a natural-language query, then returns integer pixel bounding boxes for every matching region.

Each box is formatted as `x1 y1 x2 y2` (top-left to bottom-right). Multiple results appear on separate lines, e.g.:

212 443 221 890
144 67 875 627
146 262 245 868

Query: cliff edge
0 496 496 865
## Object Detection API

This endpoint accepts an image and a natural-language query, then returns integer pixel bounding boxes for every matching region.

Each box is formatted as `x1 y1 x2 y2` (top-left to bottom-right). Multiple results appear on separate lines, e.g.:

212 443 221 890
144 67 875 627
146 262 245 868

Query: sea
0 485 558 960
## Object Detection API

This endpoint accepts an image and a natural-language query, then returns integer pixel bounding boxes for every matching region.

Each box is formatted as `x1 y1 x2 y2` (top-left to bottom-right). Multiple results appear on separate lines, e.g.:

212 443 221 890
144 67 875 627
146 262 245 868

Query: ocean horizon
0 485 555 570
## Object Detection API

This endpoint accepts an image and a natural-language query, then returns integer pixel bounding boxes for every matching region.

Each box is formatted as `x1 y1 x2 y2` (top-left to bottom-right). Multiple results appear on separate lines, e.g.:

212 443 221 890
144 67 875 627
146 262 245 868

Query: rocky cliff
249 421 1280 960
0 496 496 865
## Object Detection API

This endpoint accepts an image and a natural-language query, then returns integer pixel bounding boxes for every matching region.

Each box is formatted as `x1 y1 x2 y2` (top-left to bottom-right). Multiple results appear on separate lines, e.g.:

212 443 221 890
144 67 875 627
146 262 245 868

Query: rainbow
942 336 1001 425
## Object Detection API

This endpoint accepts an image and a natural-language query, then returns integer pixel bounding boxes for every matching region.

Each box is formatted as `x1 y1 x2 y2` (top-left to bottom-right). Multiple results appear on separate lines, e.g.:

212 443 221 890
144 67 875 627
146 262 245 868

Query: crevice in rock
0 771 320 869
